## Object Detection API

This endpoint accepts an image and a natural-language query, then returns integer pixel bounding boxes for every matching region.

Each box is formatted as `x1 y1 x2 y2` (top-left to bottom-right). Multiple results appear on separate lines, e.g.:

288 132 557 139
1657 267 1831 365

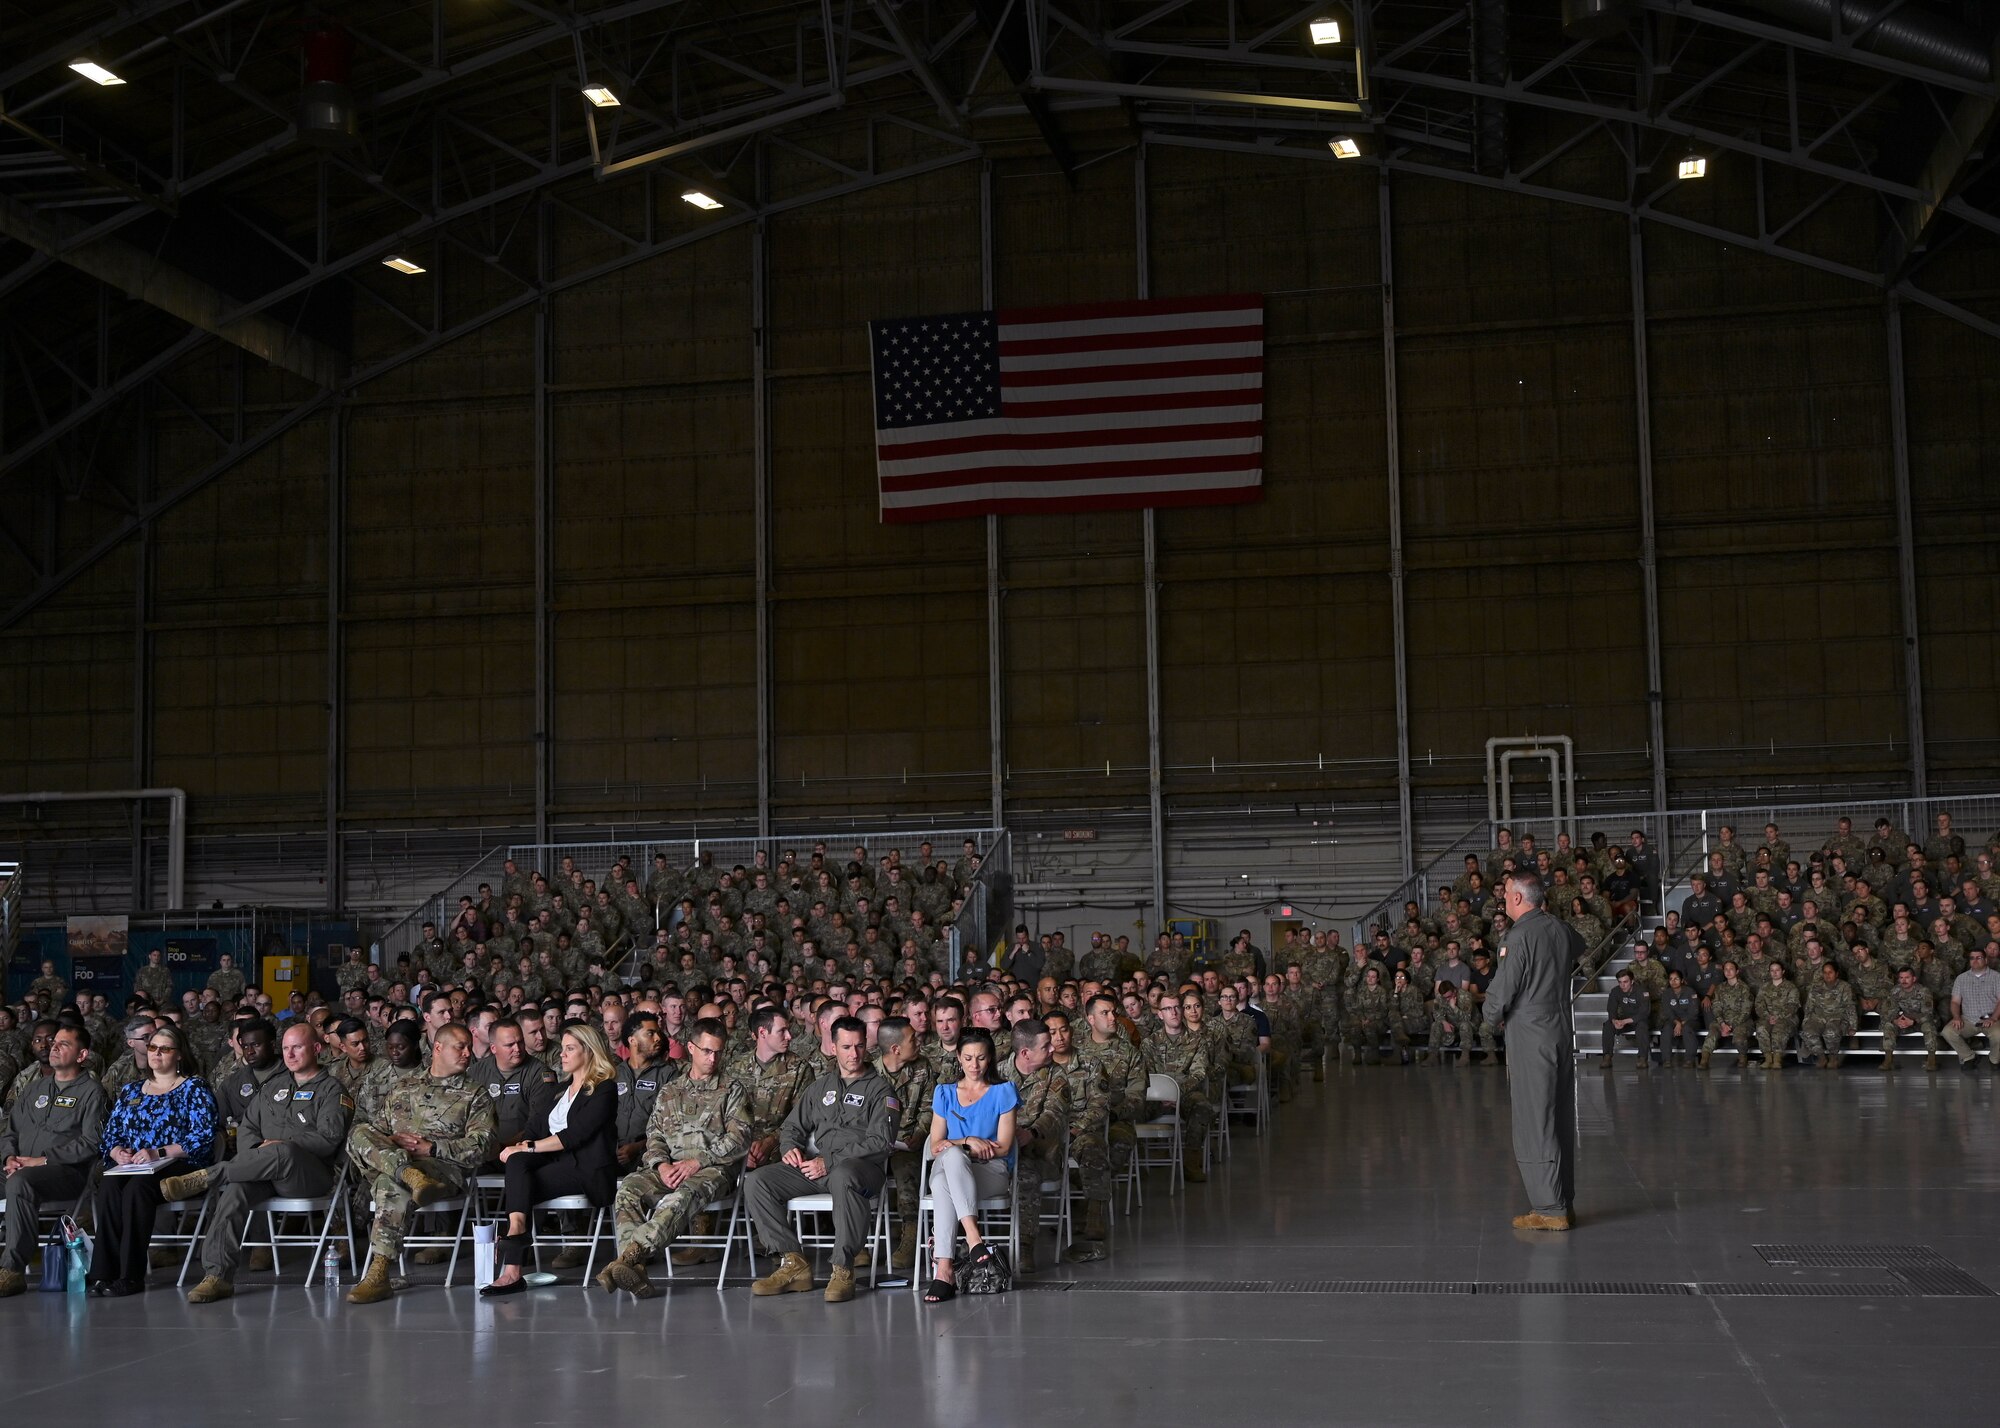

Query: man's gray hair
1507 871 1547 909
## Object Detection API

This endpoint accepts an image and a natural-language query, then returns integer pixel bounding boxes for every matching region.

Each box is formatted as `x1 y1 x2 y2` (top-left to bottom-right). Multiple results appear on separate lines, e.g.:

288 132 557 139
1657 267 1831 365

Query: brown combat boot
1925 1051 1937 1070
824 1263 856 1303
409 1246 449 1265
751 1252 814 1296
1698 1048 1711 1068
1511 1212 1572 1232
0 1268 26 1298
346 1253 395 1305
549 1247 589 1270
1016 1239 1037 1277
398 1166 450 1208
671 1212 720 1265
158 1168 214 1203
595 1243 655 1298
891 1220 919 1272
186 1275 235 1304
1182 1149 1207 1183
1883 1049 1896 1071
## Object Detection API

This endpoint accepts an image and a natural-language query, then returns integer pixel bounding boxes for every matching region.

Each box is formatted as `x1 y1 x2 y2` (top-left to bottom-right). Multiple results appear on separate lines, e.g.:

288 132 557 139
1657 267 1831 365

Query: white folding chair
526 1195 609 1281
657 1187 754 1292
154 1189 214 1287
1226 1054 1268 1139
243 1166 356 1284
1134 1072 1184 1196
910 1143 1019 1290
786 1186 892 1287
373 1193 473 1285
1037 1126 1073 1253
0 1195 78 1273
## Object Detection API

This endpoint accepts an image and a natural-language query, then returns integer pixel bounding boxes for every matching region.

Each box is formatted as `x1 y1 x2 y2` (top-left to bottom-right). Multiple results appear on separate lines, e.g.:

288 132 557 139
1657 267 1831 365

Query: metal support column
1885 294 1928 798
532 218 555 847
752 215 774 837
1380 176 1414 876
981 162 1004 831
324 397 346 912
1629 217 1669 821
1137 146 1166 928
131 404 153 909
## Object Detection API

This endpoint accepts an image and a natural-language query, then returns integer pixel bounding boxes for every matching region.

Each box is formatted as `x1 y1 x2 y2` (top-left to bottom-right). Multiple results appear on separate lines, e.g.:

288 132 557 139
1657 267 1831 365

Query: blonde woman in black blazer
481 1022 620 1296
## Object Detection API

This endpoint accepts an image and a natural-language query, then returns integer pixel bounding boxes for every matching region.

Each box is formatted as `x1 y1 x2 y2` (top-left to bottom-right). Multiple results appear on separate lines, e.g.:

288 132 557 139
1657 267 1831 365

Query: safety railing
0 860 20 968
1348 820 1494 950
373 845 512 964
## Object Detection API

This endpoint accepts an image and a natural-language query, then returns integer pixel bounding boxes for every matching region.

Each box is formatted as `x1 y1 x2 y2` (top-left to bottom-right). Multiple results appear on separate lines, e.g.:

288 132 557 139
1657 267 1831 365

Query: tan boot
1083 1200 1108 1242
410 1247 449 1265
158 1168 214 1203
398 1166 450 1208
246 1247 273 1271
890 1220 918 1272
751 1251 814 1296
1883 1050 1896 1071
0 1268 26 1298
549 1247 589 1270
595 1243 655 1298
824 1263 856 1303
1698 1048 1711 1068
671 1212 720 1265
1182 1149 1207 1184
1926 1051 1938 1070
1511 1212 1572 1232
186 1275 235 1303
346 1253 395 1305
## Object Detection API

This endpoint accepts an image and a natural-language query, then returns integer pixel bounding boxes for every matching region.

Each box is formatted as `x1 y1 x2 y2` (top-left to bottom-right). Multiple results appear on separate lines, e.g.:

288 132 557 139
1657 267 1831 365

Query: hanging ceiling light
582 85 620 107
381 256 426 275
1328 136 1361 159
1677 152 1707 180
1308 17 1343 44
69 60 126 86
681 190 723 210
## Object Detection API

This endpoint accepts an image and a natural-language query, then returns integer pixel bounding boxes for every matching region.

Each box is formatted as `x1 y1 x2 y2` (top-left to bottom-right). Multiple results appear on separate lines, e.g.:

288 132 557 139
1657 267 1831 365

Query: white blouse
548 1085 578 1136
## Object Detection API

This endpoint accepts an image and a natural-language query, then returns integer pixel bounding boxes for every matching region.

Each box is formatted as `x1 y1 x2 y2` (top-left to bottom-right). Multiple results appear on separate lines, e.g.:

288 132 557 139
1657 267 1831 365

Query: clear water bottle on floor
324 1244 342 1289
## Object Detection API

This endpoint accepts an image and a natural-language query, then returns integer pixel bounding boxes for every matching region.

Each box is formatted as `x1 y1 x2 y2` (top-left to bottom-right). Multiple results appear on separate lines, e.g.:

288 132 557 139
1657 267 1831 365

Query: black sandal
967 1241 996 1263
922 1279 956 1303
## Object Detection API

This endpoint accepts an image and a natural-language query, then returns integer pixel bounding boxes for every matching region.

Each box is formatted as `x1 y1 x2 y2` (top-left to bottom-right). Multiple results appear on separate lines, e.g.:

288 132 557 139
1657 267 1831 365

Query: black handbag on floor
954 1242 1013 1295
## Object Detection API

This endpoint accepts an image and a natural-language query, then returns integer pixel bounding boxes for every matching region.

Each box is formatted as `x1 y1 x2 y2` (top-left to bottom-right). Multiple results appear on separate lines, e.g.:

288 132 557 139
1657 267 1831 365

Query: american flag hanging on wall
868 294 1265 523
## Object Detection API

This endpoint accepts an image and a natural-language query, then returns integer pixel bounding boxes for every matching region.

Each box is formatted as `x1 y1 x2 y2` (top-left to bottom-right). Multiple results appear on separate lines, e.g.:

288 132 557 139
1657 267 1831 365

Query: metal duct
1725 0 1991 82
1470 0 1510 177
299 25 358 146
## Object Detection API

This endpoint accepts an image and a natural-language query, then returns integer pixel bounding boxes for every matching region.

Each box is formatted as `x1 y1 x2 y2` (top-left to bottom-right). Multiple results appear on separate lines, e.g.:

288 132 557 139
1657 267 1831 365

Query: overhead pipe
1723 0 1991 82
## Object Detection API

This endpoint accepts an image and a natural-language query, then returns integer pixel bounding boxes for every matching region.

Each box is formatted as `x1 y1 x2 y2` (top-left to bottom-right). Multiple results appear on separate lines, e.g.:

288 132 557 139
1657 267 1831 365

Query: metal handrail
1348 819 1494 951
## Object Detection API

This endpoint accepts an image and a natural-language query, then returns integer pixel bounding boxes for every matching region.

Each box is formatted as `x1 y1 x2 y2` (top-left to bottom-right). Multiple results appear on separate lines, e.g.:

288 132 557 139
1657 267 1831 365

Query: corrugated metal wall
1 146 1994 866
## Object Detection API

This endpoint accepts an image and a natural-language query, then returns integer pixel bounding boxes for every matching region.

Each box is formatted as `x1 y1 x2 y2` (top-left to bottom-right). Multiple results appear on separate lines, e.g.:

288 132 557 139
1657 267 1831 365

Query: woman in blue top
89 1021 218 1296
922 1028 1016 1303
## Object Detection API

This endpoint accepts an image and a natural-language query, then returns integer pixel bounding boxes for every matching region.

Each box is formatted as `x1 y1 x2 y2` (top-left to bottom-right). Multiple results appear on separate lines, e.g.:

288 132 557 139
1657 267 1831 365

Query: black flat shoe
87 1281 110 1297
479 1278 528 1298
107 1279 144 1297
921 1279 956 1303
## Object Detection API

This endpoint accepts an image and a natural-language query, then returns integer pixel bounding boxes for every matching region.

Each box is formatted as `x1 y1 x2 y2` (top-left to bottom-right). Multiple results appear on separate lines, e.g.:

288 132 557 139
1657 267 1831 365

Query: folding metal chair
910 1140 1024 1290
243 1166 356 1283
372 1192 473 1286
657 1187 755 1292
526 1195 609 1281
154 1189 213 1287
786 1185 892 1287
1134 1072 1184 1197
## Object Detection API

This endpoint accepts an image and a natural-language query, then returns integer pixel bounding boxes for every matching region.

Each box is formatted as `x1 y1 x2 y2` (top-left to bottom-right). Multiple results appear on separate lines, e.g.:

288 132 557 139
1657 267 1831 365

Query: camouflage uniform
1390 985 1429 1059
1142 1029 1214 1150
1344 983 1393 1064
1075 1031 1144 1183
99 1050 144 1097
727 1049 809 1151
609 1073 752 1257
1008 1062 1071 1265
1426 989 1478 1059
353 1058 422 1128
1798 979 1857 1062
1754 980 1802 1065
346 1071 495 1261
881 1055 937 1235
133 964 176 1009
1701 981 1757 1064
206 967 247 1004
1880 983 1938 1062
27 975 68 1009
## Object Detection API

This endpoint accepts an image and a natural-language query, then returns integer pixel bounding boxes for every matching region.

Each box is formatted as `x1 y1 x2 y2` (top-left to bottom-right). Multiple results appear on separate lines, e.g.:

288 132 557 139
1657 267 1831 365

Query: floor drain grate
1887 1267 1995 1297
1068 1279 1274 1293
1476 1281 1695 1296
1271 1280 1474 1295
1755 1244 1944 1268
1700 1281 1911 1297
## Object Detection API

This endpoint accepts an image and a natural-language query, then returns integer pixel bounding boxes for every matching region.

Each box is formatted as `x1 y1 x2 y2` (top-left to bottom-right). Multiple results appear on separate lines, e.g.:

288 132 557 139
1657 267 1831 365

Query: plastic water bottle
323 1244 342 1289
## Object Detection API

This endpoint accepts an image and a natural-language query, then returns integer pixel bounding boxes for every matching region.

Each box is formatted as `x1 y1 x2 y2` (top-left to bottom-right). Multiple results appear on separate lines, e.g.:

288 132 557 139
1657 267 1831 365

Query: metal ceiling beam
0 139 984 631
1882 38 2000 276
0 196 345 388
1633 0 1997 93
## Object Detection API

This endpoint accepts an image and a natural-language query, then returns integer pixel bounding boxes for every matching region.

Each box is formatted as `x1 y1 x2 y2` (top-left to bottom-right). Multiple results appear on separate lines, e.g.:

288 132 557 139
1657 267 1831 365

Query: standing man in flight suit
1484 872 1585 1231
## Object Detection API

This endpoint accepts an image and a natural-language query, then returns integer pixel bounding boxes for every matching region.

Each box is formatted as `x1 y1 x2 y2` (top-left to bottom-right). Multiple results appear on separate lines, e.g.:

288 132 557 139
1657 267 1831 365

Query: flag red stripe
994 293 1262 326
881 419 1265 462
881 451 1262 494
882 484 1260 523
997 324 1263 357
1000 355 1264 388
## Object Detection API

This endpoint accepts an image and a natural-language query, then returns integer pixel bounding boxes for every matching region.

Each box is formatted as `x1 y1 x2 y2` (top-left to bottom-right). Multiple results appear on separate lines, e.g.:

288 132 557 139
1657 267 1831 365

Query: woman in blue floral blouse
89 1021 217 1296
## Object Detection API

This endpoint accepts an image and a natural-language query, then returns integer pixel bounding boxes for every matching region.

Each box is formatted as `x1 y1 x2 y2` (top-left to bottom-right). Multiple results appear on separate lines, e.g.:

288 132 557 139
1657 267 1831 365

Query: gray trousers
1660 1017 1701 1056
1505 1026 1576 1217
743 1157 885 1263
200 1142 337 1280
1 1162 88 1272
1600 1012 1651 1060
